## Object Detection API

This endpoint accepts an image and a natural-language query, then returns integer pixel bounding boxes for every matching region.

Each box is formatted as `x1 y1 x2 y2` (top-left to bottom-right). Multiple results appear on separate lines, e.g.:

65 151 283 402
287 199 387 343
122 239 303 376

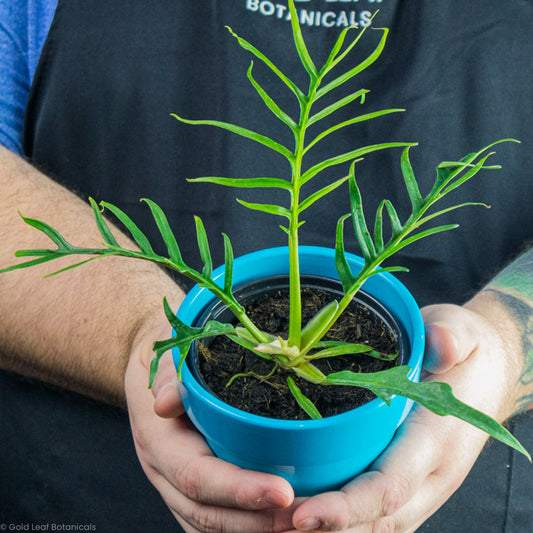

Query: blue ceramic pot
173 246 425 496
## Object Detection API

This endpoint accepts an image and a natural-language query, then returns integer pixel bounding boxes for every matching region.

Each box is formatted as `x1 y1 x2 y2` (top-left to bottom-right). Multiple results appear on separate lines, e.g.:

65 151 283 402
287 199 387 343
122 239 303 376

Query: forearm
465 246 533 417
0 146 184 406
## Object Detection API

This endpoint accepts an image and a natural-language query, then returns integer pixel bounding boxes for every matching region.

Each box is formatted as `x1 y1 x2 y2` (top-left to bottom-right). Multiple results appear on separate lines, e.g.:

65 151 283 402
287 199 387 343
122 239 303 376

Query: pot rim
176 245 425 431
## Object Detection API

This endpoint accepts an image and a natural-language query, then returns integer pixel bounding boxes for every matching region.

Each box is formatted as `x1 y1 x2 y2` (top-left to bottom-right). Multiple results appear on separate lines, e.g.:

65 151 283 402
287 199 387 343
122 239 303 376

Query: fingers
290 413 437 531
125 347 296 532
151 351 185 418
421 304 481 374
290 407 485 532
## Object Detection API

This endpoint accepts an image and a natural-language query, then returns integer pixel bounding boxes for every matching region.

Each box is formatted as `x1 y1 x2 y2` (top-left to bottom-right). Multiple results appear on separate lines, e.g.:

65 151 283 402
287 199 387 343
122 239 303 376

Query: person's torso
23 0 533 305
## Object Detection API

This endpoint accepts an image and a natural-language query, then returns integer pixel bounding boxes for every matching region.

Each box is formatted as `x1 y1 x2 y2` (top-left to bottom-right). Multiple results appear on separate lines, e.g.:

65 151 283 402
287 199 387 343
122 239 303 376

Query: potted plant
2 0 529 495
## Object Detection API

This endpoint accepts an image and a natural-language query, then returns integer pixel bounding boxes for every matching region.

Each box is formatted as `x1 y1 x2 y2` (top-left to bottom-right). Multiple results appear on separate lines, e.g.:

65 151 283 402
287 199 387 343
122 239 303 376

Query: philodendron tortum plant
2 0 529 459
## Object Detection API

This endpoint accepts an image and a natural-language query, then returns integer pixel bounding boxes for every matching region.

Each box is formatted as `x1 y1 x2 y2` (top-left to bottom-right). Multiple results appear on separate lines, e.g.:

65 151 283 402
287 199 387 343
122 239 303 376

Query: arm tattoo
486 248 533 414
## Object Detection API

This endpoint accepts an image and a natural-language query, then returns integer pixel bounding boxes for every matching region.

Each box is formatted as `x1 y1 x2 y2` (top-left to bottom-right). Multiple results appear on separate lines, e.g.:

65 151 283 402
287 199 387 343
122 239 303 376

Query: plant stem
288 76 322 348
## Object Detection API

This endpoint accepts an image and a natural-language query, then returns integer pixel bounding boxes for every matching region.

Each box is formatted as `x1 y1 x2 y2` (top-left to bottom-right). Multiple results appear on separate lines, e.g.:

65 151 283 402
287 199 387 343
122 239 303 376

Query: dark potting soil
197 286 400 420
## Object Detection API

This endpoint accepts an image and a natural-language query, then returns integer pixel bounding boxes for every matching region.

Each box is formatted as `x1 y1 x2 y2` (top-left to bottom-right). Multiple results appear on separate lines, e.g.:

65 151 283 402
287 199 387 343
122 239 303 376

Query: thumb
151 350 185 418
421 304 481 374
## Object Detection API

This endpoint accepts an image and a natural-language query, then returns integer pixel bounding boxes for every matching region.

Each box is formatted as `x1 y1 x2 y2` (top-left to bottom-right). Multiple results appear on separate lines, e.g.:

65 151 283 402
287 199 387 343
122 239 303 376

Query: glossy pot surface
173 246 425 495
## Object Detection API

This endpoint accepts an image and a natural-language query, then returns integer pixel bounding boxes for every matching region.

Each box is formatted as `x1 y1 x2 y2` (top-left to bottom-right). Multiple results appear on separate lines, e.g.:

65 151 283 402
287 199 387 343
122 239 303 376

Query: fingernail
263 489 289 507
298 517 322 531
152 379 174 399
423 324 459 373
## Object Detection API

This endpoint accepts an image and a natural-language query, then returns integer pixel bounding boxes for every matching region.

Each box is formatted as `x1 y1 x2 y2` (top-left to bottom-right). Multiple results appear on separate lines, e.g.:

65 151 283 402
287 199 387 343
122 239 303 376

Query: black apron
1 1 532 530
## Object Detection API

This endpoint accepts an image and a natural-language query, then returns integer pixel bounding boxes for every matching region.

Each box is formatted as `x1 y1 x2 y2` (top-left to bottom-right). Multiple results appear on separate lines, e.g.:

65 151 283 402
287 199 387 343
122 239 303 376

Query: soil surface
195 285 401 420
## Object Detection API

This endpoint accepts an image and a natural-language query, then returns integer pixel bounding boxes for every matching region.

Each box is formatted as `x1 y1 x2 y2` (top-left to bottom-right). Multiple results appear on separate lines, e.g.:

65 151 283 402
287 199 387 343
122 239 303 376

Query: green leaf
324 366 531 460
222 233 234 295
141 198 183 264
225 26 304 102
307 89 368 127
440 153 494 196
298 175 350 214
236 199 291 219
310 341 394 361
335 214 356 292
321 12 379 75
320 25 357 75
301 142 416 185
188 176 292 190
18 214 72 250
287 0 317 78
171 114 293 160
400 146 423 212
349 165 375 262
194 216 212 278
287 377 322 419
0 252 65 274
397 224 459 250
100 202 154 255
152 298 235 383
416 202 489 228
374 200 386 253
226 327 275 360
428 166 452 199
376 265 410 275
300 300 339 354
89 198 119 247
41 257 102 278
317 27 389 98
229 326 276 355
384 200 403 237
305 109 405 153
247 61 296 129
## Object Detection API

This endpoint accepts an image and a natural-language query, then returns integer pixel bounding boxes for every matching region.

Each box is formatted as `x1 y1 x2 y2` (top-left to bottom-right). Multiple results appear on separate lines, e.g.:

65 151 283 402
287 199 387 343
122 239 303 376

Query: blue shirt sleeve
0 0 57 155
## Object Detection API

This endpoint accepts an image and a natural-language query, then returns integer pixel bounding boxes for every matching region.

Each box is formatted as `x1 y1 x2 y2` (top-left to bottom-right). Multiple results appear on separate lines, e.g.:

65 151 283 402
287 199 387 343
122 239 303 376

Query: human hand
285 297 520 532
124 321 298 533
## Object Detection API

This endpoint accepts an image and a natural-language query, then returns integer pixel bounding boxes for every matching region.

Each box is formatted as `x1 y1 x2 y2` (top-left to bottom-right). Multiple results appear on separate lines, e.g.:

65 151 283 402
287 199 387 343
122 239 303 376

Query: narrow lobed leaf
247 61 296 129
396 224 459 250
384 200 403 237
322 11 380 75
298 175 350 215
349 164 376 262
307 89 369 127
154 298 236 382
304 109 405 154
100 202 154 255
287 0 317 78
0 252 65 274
400 146 423 213
89 197 119 247
287 377 322 419
225 26 304 102
309 341 395 361
171 114 293 160
324 366 531 459
301 142 417 185
320 25 357 75
187 176 292 190
317 27 389 98
19 214 72 250
222 233 234 295
335 214 356 292
194 216 213 278
141 198 183 265
415 202 489 228
236 199 291 219
373 199 386 253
